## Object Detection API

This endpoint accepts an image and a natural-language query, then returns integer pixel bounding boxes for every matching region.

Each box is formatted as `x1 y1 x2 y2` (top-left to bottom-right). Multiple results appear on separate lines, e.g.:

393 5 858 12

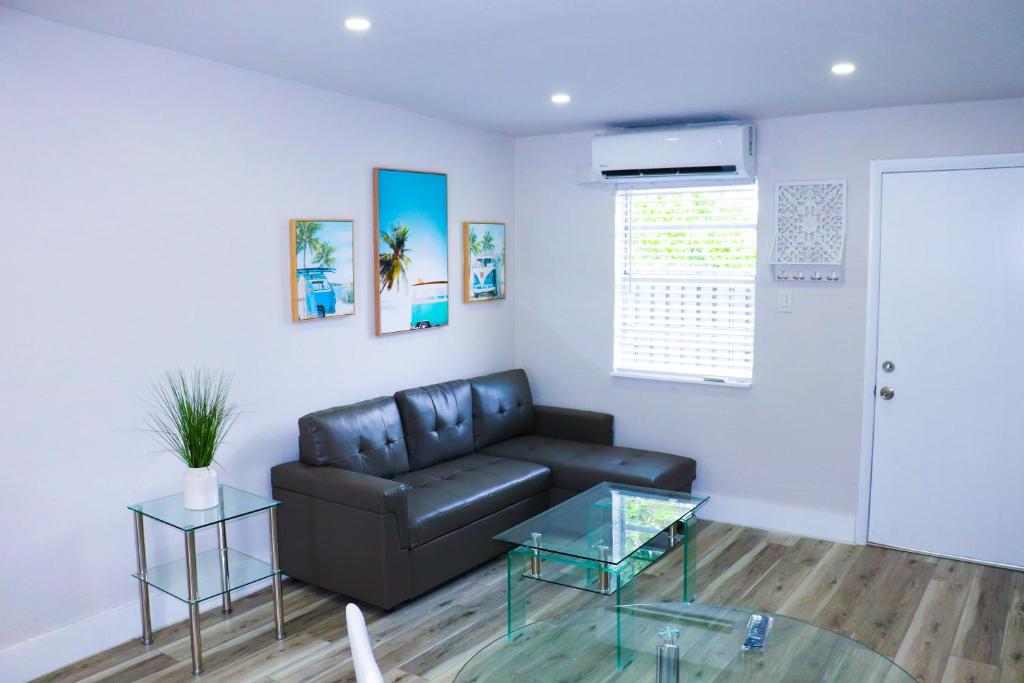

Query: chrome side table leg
218 520 232 614
184 530 204 675
133 512 153 645
269 507 286 640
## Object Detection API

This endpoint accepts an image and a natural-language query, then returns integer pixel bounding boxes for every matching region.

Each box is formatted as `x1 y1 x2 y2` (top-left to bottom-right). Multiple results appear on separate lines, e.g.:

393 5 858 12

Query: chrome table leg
133 512 153 645
269 507 286 640
218 520 232 614
184 530 204 675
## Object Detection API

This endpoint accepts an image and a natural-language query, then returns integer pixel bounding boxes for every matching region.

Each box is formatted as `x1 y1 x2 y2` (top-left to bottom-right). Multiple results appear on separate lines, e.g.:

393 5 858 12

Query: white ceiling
5 0 1024 136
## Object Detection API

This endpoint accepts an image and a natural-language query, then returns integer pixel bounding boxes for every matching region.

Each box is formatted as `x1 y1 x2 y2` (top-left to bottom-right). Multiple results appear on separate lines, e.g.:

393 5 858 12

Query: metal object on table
218 520 232 614
184 531 203 675
597 544 611 593
879 386 895 400
132 512 153 645
656 626 681 683
528 532 542 578
270 507 286 640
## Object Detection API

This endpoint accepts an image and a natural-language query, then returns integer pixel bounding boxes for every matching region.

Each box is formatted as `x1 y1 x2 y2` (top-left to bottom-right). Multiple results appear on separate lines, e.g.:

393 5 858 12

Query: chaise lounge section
270 369 696 609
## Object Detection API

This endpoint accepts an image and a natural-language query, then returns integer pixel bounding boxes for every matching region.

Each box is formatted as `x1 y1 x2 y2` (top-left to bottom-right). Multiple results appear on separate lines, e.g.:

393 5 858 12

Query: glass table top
128 485 279 531
455 602 915 682
494 482 708 565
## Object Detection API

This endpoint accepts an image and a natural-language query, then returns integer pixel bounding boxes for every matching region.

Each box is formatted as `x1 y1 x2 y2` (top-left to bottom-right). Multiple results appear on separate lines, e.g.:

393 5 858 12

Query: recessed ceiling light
550 93 571 105
344 17 371 31
831 62 856 75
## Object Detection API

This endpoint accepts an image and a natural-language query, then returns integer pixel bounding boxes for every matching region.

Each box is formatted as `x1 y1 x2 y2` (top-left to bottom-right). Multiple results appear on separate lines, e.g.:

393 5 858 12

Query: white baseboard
0 582 268 683
693 492 857 544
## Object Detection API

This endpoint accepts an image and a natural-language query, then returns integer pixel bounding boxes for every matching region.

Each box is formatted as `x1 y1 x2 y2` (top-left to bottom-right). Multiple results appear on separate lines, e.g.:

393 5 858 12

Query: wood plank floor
34 522 1024 682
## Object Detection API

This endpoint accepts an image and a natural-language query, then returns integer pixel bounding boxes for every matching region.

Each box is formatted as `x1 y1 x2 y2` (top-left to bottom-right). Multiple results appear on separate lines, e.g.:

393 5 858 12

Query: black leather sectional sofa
270 369 696 609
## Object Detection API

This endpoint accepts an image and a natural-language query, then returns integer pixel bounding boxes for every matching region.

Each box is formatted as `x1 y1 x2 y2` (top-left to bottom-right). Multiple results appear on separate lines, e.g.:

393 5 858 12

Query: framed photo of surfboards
374 168 449 335
290 219 355 322
463 222 506 303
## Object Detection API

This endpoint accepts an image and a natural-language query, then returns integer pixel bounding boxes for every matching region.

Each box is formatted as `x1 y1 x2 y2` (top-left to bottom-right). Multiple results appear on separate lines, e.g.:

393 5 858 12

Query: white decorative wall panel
770 180 847 282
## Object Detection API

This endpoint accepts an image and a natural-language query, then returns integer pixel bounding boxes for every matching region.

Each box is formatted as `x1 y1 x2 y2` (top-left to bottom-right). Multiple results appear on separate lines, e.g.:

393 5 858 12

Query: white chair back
346 603 385 683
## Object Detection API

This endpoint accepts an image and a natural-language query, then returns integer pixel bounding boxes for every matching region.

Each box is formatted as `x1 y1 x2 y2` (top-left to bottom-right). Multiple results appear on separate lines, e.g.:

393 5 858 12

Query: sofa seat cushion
480 436 696 493
393 454 550 548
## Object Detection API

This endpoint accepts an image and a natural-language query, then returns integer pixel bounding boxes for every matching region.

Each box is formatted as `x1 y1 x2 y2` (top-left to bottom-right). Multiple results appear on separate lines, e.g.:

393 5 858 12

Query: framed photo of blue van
374 168 449 335
290 219 355 322
463 222 506 303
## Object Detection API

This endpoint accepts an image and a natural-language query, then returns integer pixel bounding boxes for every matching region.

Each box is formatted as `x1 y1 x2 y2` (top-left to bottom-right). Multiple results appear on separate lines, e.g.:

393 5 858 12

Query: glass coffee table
495 482 708 667
455 602 915 682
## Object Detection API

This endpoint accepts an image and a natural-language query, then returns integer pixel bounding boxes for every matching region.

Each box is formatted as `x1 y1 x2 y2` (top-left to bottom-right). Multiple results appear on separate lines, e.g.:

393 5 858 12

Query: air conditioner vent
601 165 737 179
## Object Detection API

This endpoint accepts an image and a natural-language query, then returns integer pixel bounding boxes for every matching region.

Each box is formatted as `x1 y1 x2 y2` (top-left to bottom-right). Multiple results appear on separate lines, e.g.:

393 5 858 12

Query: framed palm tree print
463 222 506 302
290 219 355 322
374 168 449 335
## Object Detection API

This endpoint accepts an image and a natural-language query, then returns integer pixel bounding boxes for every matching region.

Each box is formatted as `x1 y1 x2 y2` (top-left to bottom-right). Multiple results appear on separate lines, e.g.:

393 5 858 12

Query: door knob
882 360 895 372
879 386 895 400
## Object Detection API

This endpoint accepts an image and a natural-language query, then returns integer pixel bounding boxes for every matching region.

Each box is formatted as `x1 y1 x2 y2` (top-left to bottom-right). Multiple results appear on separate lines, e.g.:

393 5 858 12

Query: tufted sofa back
394 379 474 470
298 397 410 477
469 369 535 449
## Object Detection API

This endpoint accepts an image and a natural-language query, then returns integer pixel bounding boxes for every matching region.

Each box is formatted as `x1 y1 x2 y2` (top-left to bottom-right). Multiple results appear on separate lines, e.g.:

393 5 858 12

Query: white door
868 158 1024 568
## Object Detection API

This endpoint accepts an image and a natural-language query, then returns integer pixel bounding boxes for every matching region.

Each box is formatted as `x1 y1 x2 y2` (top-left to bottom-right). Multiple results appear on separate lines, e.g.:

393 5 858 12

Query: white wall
4 5 1024 678
514 97 1024 540
0 9 514 678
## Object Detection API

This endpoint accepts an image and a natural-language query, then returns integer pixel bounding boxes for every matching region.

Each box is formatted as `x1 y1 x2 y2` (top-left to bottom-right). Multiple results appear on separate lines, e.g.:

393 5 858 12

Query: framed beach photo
374 168 449 335
290 219 355 322
463 222 506 303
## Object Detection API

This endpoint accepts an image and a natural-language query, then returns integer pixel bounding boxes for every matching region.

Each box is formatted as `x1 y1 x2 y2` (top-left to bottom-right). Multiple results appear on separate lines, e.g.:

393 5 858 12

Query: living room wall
0 8 514 676
514 97 1024 541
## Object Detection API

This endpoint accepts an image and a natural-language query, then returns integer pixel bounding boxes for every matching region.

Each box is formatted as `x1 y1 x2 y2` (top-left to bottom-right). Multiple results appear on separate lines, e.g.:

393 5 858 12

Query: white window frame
612 183 758 387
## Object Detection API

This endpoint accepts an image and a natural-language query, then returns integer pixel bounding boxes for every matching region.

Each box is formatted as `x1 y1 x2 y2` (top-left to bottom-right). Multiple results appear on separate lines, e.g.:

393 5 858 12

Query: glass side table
128 485 285 676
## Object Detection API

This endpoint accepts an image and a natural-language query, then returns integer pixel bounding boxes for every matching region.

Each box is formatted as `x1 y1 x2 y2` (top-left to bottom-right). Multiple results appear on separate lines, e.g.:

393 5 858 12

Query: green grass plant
145 369 238 468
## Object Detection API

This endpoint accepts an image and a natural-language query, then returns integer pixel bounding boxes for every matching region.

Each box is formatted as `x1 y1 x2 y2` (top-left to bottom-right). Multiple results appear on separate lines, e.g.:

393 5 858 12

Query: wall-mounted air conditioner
589 123 755 184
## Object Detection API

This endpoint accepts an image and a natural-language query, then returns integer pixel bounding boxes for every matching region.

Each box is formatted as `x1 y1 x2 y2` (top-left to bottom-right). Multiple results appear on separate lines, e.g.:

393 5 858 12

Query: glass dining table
455 602 915 682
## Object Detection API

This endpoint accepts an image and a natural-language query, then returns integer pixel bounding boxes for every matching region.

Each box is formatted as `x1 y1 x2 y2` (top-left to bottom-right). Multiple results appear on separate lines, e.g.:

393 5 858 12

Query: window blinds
613 185 758 385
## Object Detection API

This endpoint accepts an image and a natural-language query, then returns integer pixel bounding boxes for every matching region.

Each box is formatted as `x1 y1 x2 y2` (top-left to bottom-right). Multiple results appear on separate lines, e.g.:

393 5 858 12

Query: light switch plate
778 289 792 313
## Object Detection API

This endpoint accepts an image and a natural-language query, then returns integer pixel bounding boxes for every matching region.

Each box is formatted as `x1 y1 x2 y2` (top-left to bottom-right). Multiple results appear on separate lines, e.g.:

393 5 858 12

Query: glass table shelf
133 548 278 605
128 485 279 531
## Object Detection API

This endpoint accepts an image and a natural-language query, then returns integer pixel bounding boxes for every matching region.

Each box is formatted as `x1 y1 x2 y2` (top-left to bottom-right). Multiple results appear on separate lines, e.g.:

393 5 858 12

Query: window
613 184 758 385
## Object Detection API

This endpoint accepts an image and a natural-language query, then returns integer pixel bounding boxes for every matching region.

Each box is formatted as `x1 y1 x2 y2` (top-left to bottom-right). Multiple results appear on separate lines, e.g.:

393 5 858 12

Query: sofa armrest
271 461 412 515
271 461 413 605
533 405 614 446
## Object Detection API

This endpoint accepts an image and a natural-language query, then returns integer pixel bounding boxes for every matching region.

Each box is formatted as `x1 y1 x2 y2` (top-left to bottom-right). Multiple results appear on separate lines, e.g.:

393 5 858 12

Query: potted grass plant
146 369 239 510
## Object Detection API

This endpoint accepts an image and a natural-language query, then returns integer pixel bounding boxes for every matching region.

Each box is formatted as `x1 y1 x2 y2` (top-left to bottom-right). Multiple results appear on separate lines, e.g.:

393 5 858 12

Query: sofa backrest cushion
469 369 534 449
395 379 474 470
298 397 410 477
